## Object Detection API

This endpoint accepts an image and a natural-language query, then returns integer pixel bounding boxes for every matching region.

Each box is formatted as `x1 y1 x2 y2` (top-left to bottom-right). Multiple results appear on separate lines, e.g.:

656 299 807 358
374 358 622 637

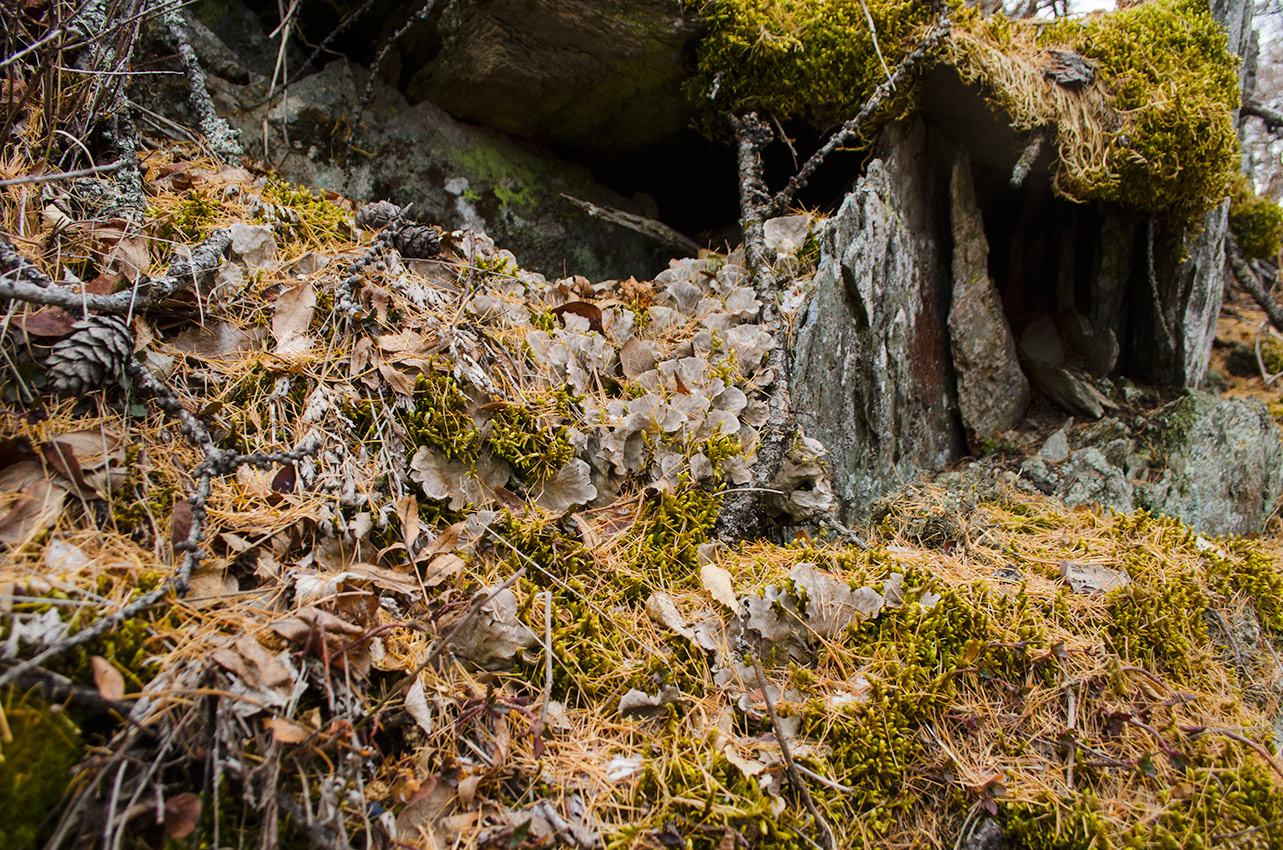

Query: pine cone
45 314 134 395
392 222 442 259
355 200 402 231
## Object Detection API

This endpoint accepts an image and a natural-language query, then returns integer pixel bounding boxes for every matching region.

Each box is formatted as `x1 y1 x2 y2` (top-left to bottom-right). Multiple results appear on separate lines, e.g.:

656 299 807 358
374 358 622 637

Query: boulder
1139 393 1283 537
407 0 702 157
1017 393 1283 536
791 119 961 525
947 152 1029 439
214 61 674 280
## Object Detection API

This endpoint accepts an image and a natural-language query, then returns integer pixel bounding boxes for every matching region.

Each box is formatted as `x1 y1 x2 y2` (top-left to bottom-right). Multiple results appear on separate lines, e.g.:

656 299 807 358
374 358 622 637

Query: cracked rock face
790 119 961 525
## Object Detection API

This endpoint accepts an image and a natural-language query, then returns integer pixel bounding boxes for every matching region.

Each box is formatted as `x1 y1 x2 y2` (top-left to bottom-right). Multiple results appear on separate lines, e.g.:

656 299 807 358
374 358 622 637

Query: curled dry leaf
163 793 202 840
551 301 603 333
91 655 126 701
700 563 737 611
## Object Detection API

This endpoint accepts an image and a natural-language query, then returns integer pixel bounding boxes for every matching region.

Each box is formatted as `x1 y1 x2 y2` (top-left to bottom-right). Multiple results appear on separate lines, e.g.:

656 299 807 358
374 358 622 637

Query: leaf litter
3 142 1283 849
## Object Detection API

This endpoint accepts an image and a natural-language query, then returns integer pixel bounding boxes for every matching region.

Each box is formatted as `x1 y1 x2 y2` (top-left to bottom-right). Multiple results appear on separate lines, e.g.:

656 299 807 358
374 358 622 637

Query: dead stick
1243 98 1283 134
769 6 952 216
1227 234 1283 334
0 228 231 314
751 657 835 849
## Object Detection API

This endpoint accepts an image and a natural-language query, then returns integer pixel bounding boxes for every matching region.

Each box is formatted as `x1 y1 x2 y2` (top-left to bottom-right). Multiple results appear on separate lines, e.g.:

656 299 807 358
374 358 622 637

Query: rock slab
791 119 961 525
947 152 1029 438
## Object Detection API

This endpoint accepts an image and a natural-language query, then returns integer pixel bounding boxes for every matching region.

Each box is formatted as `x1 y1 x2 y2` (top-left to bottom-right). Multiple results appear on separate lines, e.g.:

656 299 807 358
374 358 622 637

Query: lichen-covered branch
768 5 952 216
717 113 794 541
0 228 231 315
1243 98 1283 134
162 4 244 163
1227 233 1283 334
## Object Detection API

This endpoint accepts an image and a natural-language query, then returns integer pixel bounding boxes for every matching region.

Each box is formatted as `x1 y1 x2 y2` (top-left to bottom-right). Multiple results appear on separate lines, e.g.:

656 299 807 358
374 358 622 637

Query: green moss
0 688 83 849
688 0 933 133
630 481 721 587
484 402 574 482
1040 0 1239 219
1229 177 1283 260
152 188 220 243
624 726 809 850
1105 573 1207 678
255 179 350 246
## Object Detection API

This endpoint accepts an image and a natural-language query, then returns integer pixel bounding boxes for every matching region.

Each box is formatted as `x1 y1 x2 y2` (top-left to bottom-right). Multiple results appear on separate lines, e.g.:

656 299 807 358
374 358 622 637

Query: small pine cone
355 200 402 231
45 314 134 395
392 222 442 259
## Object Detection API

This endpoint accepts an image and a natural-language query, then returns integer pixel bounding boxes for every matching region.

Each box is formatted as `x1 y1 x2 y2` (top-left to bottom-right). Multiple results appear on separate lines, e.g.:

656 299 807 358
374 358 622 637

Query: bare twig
1243 98 1283 134
559 193 703 257
751 657 835 849
1227 233 1283 334
0 160 125 188
342 0 441 192
0 228 232 315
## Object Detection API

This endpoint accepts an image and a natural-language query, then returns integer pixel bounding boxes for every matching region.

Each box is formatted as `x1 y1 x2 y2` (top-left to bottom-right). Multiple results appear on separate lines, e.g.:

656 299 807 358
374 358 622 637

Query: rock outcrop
213 61 675 280
791 120 961 525
947 151 1029 439
407 0 702 157
1020 392 1283 537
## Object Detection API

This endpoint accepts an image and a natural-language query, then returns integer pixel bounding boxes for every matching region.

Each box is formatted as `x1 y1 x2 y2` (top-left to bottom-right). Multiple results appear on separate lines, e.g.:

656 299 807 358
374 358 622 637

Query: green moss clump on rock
688 0 936 132
1041 0 1240 219
1229 177 1283 259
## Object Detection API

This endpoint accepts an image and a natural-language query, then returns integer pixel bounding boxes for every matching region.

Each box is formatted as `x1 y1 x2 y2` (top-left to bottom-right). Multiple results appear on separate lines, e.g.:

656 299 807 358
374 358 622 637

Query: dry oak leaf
0 462 67 544
271 281 316 354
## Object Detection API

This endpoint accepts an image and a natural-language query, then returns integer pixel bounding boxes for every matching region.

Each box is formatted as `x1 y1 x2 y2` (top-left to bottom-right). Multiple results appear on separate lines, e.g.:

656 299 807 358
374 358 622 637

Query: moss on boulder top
691 0 1241 220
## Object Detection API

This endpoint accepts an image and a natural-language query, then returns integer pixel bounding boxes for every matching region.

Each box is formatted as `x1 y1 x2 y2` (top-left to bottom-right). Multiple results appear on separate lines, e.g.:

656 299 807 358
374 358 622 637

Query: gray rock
1039 428 1070 463
1021 448 1135 513
410 0 701 157
791 120 961 525
215 61 672 280
1138 393 1283 537
1019 316 1114 419
948 152 1029 439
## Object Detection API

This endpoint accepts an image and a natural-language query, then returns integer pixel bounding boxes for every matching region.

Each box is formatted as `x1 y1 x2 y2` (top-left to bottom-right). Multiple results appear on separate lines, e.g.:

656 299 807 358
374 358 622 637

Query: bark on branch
0 228 231 315
1243 98 1283 134
1227 233 1283 334
716 113 794 540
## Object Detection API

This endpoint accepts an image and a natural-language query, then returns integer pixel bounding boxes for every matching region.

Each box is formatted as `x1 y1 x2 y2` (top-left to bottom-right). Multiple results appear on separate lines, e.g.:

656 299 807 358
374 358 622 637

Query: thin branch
769 5 952 216
1227 233 1283 334
751 657 835 849
1243 98 1283 134
161 4 243 163
0 228 231 314
342 0 440 192
0 160 125 187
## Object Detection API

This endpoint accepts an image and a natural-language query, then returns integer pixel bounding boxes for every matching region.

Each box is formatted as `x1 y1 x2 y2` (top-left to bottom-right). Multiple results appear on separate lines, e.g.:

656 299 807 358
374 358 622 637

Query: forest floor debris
4 142 1283 850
